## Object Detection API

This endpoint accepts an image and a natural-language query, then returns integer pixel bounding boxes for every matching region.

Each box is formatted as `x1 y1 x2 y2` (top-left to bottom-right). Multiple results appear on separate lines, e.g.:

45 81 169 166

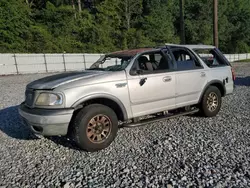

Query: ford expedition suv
19 44 235 151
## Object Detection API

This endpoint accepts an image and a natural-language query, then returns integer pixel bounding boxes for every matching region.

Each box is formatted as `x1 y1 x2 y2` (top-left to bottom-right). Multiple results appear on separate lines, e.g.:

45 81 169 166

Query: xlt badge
115 83 127 88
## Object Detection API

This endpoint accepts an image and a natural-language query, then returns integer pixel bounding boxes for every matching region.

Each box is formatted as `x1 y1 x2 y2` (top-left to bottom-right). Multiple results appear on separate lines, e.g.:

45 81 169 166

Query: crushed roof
106 44 216 57
165 43 216 50
107 48 154 57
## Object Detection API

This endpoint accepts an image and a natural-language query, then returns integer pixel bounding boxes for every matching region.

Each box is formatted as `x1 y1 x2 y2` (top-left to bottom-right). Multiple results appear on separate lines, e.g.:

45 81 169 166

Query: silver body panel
18 103 74 136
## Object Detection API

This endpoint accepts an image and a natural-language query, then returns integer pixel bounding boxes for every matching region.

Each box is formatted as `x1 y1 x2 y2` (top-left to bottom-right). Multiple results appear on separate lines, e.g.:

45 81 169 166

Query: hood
27 71 106 90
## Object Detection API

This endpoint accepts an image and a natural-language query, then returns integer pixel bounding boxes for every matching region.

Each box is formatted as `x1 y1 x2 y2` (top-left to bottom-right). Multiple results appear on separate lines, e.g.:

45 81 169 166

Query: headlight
35 93 63 106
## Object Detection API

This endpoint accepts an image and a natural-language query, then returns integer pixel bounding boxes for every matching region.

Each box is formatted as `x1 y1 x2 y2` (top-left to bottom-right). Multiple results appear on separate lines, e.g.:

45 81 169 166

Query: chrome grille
25 89 35 107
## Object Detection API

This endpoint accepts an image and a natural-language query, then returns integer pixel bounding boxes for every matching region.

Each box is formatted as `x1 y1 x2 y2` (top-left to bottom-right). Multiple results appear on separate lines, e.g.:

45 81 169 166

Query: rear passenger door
170 47 208 107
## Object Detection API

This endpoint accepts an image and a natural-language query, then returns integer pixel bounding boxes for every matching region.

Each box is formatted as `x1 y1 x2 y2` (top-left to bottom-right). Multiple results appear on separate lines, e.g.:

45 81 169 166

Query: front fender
71 93 128 120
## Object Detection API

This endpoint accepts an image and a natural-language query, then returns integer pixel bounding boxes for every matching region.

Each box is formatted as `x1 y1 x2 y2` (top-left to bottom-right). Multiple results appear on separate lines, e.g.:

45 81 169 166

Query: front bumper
18 103 74 136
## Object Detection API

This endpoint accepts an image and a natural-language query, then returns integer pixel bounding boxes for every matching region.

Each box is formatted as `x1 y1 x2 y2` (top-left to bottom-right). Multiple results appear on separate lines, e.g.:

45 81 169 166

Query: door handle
201 72 206 77
163 76 172 82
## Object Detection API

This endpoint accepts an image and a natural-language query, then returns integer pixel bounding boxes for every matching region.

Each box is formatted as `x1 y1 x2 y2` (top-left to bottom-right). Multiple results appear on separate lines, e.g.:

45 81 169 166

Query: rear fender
198 80 226 103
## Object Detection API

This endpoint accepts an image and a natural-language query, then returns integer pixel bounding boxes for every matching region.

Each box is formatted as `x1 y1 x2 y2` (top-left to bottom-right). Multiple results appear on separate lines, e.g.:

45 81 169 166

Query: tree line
0 0 250 54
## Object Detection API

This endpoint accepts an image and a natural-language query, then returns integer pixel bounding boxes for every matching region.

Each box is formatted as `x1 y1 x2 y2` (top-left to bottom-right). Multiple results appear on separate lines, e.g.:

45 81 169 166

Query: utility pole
213 0 219 48
180 0 185 44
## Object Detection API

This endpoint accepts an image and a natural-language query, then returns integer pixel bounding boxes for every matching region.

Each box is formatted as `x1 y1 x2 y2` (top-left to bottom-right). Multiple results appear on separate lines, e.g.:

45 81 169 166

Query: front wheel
199 86 222 117
71 104 118 152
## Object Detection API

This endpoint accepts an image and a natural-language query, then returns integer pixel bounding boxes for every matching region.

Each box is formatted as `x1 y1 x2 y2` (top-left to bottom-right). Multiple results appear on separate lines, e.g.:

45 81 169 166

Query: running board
121 109 199 128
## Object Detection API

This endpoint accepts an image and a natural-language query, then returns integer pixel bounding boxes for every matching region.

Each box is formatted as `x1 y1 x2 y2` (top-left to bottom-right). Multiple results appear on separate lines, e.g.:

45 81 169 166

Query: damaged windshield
88 55 132 71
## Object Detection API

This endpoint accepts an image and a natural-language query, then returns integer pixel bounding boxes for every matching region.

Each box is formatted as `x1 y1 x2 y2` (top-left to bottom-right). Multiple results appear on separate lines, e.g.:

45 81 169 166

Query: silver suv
19 44 235 151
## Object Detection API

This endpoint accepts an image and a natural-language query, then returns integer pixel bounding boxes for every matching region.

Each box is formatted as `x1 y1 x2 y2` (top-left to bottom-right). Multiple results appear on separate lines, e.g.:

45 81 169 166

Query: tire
71 104 118 152
199 86 222 117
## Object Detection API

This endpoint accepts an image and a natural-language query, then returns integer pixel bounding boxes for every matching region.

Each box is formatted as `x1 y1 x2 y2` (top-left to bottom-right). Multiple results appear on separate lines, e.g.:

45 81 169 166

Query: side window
132 51 172 74
171 48 202 70
194 49 229 67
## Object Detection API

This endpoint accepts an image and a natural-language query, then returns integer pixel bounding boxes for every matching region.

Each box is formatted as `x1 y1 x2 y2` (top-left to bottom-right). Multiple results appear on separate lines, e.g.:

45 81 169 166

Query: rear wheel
71 104 118 152
199 86 222 117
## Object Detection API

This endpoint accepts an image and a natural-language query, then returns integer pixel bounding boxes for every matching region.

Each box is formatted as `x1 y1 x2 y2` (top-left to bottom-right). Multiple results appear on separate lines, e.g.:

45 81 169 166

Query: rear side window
171 48 203 71
194 48 230 67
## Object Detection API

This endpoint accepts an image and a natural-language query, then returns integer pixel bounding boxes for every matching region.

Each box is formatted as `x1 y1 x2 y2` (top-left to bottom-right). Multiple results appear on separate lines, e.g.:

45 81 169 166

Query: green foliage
0 0 250 53
118 0 143 49
222 0 250 53
142 0 179 45
91 0 121 52
184 0 214 45
0 0 31 52
25 25 59 53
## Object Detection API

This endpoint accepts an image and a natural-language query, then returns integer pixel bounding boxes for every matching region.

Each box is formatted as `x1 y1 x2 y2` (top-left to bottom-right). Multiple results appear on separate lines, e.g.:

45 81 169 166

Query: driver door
126 49 176 117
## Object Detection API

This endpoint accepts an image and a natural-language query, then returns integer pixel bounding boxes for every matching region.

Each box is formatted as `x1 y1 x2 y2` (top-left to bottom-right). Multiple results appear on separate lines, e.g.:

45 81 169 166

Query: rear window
194 48 230 67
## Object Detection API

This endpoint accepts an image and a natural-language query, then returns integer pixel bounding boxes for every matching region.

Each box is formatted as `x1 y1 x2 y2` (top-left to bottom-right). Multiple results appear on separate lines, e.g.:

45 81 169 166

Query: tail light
231 67 236 81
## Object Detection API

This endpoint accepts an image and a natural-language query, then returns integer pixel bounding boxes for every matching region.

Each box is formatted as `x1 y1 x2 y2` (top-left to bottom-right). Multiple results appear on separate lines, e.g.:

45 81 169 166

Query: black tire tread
199 86 222 117
71 104 118 152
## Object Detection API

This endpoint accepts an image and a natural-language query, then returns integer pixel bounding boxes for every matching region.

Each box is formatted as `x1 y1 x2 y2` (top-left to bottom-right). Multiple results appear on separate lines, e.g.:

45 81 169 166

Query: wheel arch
71 94 128 121
198 80 226 103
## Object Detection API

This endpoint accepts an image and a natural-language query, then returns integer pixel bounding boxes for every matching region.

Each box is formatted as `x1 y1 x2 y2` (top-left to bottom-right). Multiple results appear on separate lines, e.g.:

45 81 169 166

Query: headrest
138 56 148 63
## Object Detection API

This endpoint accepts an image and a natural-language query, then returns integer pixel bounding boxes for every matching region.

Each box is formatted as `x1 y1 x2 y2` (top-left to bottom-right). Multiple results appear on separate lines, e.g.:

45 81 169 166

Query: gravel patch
0 64 250 187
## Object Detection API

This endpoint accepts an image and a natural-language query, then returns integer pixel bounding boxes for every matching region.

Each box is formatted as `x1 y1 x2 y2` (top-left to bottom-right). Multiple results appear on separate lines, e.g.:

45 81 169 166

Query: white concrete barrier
0 54 17 75
0 53 104 75
224 54 250 62
0 53 249 75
